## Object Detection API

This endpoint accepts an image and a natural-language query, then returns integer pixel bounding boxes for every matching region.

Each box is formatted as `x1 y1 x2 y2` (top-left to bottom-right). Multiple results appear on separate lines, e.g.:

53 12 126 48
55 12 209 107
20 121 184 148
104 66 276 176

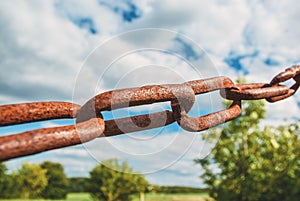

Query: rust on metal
172 100 241 132
76 83 195 136
0 102 81 126
76 76 237 135
187 76 238 94
172 77 241 132
76 83 195 123
103 110 175 136
221 83 289 100
270 65 300 85
0 118 104 162
1 65 300 161
267 65 300 102
266 83 300 102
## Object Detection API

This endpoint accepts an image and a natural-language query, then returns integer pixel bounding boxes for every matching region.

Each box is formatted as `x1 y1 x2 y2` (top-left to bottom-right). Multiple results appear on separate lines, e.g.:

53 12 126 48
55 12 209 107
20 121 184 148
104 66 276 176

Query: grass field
132 193 211 201
0 192 212 201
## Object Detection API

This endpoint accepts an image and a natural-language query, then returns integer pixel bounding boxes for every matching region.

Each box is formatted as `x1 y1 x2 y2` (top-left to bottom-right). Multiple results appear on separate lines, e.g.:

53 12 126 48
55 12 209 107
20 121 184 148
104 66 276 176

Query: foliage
40 161 69 199
0 163 19 198
15 163 48 199
88 159 148 201
195 98 300 201
67 177 90 192
0 163 7 192
152 185 208 194
0 163 6 176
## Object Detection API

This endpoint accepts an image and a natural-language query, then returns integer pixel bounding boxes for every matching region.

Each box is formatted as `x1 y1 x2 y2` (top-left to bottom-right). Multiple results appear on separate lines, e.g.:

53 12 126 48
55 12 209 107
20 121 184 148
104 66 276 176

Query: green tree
0 163 9 197
88 159 148 201
0 163 6 191
68 177 89 192
40 161 69 199
15 163 48 199
0 163 19 198
195 98 300 201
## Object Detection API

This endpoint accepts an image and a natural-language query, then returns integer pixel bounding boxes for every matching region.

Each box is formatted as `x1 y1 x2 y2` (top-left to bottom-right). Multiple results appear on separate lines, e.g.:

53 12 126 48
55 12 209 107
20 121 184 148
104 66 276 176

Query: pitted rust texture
173 100 241 132
76 83 195 123
76 77 236 134
0 102 81 126
221 83 290 100
270 65 300 85
1 65 300 161
187 76 238 94
171 77 242 132
0 118 104 161
103 110 175 136
76 83 195 135
267 65 300 102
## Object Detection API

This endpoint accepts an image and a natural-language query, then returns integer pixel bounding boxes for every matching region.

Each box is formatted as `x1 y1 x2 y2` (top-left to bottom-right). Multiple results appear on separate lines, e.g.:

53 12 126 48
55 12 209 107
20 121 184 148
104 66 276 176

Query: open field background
132 193 211 201
0 193 212 201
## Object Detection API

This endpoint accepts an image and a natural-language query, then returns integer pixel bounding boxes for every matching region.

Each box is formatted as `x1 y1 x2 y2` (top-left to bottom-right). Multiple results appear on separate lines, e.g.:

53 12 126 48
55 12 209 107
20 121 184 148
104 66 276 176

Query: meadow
0 193 212 201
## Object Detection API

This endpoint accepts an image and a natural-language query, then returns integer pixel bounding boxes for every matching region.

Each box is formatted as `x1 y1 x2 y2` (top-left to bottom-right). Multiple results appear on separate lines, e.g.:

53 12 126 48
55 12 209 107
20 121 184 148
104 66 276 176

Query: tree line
0 159 206 201
0 159 148 201
68 177 207 194
0 161 69 199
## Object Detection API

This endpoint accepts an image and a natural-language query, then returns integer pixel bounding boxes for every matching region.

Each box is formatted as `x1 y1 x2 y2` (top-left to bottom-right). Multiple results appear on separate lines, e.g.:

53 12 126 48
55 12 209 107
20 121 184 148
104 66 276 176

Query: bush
40 161 69 199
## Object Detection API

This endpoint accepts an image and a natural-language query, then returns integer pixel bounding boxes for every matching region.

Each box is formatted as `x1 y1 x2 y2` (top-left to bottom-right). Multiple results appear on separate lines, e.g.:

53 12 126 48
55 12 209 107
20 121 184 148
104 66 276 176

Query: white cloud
126 0 251 56
266 97 300 119
0 1 83 103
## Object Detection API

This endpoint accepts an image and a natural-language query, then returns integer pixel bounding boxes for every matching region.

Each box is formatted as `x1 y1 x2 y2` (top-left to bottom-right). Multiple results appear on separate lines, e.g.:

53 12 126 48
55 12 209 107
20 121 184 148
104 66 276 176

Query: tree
0 163 9 197
0 163 6 190
195 98 300 201
40 161 69 199
67 177 90 192
15 163 48 199
88 159 148 201
0 163 19 198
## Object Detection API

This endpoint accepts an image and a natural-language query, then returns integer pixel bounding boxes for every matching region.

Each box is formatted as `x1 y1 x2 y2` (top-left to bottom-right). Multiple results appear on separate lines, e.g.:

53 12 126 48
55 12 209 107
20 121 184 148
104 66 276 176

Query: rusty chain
0 65 299 161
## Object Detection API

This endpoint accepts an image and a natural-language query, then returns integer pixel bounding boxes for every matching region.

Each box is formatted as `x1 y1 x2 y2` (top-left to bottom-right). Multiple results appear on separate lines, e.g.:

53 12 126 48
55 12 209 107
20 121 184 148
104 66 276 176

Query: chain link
172 77 241 132
267 65 300 102
0 65 299 161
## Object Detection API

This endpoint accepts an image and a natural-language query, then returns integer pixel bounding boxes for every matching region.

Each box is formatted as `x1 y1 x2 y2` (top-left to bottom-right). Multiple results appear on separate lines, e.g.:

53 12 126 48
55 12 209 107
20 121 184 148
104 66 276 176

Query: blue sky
0 0 300 187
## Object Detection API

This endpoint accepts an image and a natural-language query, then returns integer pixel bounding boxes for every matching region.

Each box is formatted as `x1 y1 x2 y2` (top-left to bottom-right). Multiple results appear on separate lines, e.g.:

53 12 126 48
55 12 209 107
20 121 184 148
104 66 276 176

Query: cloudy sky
1 0 300 187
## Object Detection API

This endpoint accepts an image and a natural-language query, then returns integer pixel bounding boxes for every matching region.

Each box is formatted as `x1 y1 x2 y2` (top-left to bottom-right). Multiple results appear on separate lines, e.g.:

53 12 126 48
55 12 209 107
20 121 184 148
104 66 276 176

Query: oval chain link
267 65 300 102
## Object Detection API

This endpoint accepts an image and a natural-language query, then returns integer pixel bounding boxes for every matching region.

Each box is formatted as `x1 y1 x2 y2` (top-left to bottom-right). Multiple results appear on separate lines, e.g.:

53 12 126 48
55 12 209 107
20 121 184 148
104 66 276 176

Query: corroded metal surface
267 65 300 102
172 100 241 132
270 65 300 85
76 83 195 123
76 83 195 136
103 111 175 136
0 118 104 161
172 77 242 132
0 65 299 161
187 76 238 95
220 83 290 100
0 102 81 126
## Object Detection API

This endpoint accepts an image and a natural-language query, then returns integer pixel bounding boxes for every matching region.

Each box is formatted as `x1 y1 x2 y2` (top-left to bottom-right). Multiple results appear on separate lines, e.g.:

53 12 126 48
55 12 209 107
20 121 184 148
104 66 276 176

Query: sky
0 0 300 187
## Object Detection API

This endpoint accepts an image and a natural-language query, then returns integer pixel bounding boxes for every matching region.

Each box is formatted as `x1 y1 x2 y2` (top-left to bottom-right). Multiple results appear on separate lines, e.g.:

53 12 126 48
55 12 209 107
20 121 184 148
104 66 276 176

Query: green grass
66 193 92 201
0 193 92 201
132 192 211 201
0 193 211 201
